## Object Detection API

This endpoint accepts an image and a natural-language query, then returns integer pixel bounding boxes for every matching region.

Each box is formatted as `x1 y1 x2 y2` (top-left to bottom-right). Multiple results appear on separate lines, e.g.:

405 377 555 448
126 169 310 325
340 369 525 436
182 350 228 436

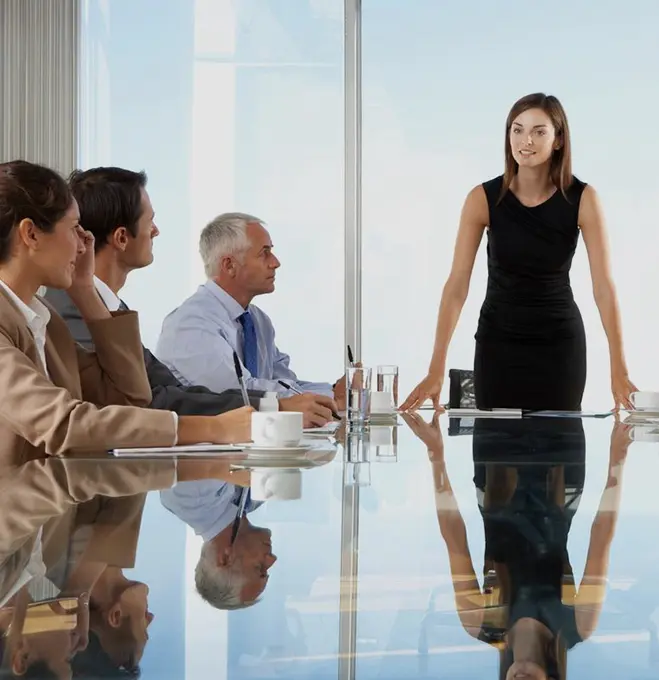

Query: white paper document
111 443 243 457
303 422 340 435
527 410 614 418
446 408 522 418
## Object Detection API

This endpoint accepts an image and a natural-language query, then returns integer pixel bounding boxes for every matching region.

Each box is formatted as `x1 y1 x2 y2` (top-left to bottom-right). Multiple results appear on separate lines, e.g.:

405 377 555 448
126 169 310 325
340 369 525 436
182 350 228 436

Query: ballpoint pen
347 345 354 366
278 379 341 421
233 351 251 407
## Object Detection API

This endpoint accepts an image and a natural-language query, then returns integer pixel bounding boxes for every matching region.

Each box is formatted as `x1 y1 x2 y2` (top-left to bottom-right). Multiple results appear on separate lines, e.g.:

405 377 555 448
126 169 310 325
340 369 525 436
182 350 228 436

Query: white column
0 0 79 174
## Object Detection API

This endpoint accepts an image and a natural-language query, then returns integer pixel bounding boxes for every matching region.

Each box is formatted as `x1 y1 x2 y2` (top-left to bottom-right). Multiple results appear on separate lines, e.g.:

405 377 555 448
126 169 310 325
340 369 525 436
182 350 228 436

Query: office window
361 0 659 409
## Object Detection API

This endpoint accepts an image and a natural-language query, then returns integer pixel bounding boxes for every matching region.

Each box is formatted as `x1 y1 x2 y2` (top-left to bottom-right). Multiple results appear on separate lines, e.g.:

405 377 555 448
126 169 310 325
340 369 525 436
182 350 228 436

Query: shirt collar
203 280 248 322
0 280 51 336
93 276 122 312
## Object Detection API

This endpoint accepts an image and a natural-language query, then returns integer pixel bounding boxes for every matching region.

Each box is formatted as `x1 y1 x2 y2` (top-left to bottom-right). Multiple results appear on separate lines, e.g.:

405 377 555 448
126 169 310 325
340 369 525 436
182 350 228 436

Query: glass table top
1 412 658 679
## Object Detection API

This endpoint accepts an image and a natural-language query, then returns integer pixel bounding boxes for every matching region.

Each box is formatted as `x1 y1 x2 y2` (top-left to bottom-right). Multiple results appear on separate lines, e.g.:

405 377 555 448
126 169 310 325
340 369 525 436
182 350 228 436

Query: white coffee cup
370 390 395 414
250 468 302 501
630 391 659 410
251 411 303 447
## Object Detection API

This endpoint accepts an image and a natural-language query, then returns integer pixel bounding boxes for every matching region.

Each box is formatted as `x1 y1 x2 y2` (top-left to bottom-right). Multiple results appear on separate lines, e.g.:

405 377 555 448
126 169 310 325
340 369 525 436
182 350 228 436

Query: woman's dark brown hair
0 160 73 264
500 93 573 203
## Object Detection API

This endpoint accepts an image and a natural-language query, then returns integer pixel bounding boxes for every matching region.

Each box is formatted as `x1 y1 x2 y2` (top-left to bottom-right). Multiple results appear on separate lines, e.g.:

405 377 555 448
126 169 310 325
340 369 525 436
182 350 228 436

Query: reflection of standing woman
402 93 636 412
404 412 630 680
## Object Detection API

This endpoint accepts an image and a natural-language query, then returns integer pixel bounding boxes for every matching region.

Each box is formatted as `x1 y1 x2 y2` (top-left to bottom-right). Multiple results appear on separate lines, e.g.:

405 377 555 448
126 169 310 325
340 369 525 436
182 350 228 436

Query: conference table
2 411 659 680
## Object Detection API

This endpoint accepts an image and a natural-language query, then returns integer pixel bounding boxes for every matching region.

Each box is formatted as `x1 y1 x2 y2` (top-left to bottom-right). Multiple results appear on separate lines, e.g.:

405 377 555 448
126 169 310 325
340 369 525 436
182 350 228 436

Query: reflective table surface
1 413 658 679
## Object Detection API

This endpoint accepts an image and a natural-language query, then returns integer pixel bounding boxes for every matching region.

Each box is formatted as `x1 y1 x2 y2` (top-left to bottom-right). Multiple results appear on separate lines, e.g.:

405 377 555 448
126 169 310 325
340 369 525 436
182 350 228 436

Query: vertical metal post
339 2 362 677
340 6 362 676
344 0 362 361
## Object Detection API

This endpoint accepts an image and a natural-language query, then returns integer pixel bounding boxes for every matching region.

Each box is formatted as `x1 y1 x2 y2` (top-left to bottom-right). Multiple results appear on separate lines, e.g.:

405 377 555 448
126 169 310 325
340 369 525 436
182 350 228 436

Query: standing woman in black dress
401 93 637 412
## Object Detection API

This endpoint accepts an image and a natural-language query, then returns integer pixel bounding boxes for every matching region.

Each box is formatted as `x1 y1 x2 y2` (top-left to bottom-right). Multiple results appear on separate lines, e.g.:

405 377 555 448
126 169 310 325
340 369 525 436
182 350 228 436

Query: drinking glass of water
376 365 399 409
346 366 372 427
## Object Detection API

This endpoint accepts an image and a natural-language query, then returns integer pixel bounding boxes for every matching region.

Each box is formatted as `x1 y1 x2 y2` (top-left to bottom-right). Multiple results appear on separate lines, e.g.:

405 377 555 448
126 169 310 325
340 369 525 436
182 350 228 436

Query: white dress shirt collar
0 280 51 334
203 280 248 321
93 275 122 312
0 280 51 377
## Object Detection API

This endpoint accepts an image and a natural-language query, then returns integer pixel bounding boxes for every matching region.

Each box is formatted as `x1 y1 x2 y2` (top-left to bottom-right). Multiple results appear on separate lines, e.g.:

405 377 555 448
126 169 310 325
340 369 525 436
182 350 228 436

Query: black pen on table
278 379 341 421
232 351 251 407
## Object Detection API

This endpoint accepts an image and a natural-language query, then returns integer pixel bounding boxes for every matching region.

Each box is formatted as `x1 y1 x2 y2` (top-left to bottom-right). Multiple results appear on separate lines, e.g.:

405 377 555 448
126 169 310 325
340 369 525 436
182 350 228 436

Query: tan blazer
0 287 177 469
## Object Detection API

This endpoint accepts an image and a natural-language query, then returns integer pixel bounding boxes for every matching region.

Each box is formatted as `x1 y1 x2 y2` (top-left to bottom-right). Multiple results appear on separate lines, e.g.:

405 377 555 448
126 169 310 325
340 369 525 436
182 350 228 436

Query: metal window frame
344 0 362 362
340 3 362 680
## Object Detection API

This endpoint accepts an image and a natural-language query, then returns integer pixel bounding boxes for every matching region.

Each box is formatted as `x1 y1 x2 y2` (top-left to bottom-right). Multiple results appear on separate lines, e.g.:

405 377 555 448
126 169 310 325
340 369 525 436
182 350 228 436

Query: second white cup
370 390 395 414
251 411 303 448
631 391 659 410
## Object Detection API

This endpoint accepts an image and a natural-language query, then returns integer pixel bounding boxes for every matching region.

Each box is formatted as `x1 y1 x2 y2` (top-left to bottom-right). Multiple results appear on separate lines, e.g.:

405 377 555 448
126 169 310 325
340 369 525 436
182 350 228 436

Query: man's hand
280 393 338 428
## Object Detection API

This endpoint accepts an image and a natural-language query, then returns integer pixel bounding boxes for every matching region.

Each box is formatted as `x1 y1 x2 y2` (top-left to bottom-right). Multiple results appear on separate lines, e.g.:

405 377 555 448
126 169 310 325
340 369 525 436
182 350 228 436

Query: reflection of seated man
0 586 88 679
155 212 346 411
0 457 166 679
45 169 333 428
0 454 240 678
61 490 154 677
63 459 227 676
160 480 276 610
404 412 630 680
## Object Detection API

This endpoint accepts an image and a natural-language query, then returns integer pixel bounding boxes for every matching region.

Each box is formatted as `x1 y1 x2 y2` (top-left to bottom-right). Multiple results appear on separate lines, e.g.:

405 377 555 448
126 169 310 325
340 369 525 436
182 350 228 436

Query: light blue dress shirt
160 480 262 542
155 281 333 397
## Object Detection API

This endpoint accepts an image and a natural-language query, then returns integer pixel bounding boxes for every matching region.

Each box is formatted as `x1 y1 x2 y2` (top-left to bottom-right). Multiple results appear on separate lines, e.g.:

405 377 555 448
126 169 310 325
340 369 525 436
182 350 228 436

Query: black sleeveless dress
474 175 587 411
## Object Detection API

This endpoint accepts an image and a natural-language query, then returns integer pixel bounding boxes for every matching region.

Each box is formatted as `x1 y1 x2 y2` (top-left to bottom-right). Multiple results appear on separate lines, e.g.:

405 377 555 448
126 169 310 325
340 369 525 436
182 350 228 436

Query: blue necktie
239 311 258 376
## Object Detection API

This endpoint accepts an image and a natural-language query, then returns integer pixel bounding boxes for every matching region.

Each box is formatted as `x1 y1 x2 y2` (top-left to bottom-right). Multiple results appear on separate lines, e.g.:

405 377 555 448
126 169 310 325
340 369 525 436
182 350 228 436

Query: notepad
527 410 614 418
111 443 243 457
446 408 522 418
303 422 340 435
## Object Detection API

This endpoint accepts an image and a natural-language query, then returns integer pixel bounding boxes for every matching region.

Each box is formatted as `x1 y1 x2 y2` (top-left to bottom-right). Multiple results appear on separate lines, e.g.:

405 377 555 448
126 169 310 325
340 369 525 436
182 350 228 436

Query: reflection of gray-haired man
160 481 277 609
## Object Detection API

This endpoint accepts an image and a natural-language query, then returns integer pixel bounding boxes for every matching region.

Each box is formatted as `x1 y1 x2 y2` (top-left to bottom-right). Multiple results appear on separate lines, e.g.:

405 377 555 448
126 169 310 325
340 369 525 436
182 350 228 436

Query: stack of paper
303 422 340 435
446 408 522 418
111 443 242 457
528 410 613 418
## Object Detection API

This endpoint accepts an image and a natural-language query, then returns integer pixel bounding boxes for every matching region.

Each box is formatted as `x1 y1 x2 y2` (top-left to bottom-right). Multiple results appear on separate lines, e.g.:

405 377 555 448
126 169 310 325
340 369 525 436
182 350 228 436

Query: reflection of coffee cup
370 425 394 445
370 425 398 461
250 468 302 501
370 391 395 414
251 412 303 447
629 426 659 443
631 391 659 410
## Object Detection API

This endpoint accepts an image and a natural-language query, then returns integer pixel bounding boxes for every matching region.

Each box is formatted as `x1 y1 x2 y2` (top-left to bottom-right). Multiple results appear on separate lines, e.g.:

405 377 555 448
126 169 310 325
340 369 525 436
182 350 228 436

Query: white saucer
627 408 659 419
370 411 398 419
231 447 337 469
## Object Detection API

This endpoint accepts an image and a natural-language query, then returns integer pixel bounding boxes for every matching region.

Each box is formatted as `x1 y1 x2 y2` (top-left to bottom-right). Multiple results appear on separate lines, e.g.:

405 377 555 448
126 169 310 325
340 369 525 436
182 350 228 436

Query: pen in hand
278 379 341 421
347 345 354 366
232 351 251 407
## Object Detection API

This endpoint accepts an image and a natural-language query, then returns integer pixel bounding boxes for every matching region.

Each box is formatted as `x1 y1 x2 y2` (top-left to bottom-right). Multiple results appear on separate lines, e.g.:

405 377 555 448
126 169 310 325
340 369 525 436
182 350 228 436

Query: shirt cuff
171 410 179 487
171 412 179 445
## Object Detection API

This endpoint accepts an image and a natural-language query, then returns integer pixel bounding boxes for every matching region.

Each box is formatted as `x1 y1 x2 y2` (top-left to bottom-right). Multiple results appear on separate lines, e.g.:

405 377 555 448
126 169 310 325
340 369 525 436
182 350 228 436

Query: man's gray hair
199 212 264 278
195 541 254 611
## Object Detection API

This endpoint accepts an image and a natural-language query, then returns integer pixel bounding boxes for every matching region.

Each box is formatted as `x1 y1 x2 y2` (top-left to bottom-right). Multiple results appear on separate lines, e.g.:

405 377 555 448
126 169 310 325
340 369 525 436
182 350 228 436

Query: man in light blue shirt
156 212 347 410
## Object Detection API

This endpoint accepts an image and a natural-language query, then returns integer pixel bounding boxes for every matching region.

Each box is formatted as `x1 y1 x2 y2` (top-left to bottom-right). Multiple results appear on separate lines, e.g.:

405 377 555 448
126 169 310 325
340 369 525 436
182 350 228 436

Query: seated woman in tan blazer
0 160 252 468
